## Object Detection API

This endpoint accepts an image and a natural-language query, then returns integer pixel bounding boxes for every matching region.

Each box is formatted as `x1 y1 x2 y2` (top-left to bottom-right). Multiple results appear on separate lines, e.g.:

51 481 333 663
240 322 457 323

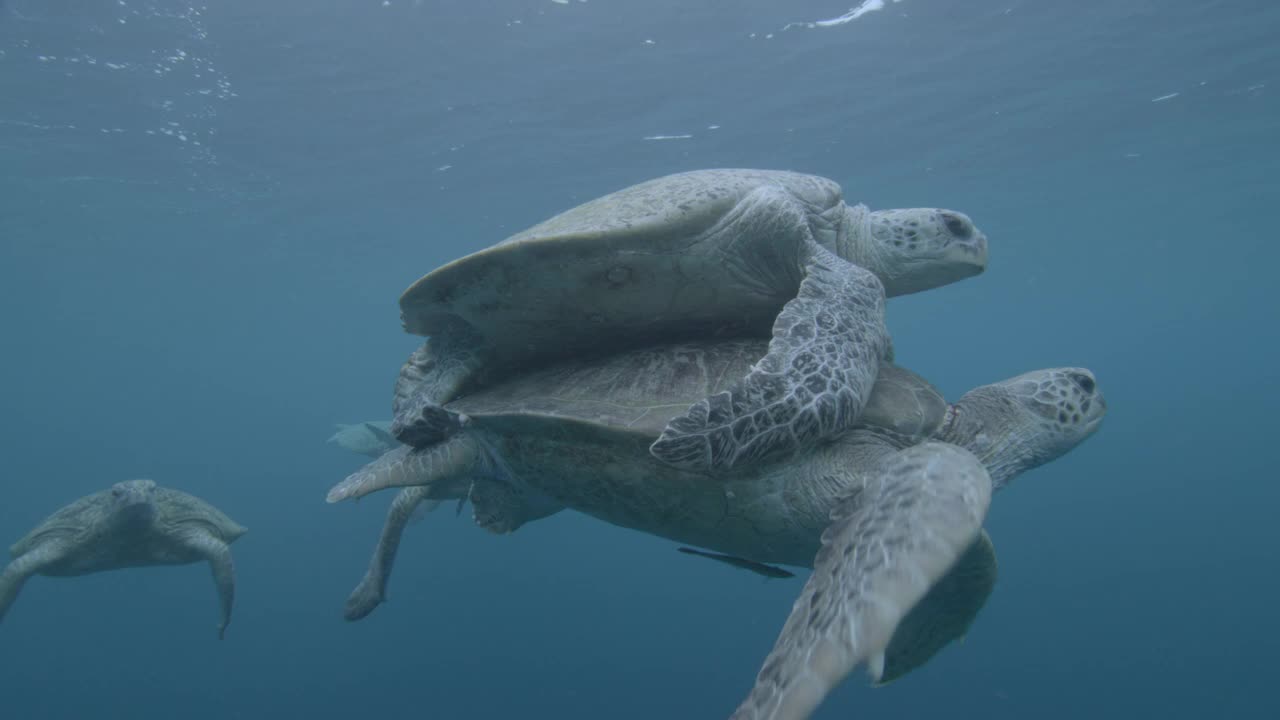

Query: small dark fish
677 546 795 579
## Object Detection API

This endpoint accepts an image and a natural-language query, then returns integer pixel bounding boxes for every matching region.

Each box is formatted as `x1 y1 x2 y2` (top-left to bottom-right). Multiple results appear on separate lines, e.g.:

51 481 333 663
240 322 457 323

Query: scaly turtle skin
391 168 987 474
0 479 247 639
329 339 1105 708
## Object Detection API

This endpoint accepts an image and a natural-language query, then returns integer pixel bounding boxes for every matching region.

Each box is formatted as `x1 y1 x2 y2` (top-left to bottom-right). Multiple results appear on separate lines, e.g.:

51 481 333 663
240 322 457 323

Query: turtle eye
1069 372 1096 394
941 213 972 239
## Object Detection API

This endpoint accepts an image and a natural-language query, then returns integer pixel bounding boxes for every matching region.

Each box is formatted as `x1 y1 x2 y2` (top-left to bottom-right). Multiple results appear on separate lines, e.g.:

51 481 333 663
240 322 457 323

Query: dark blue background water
2 1 1276 718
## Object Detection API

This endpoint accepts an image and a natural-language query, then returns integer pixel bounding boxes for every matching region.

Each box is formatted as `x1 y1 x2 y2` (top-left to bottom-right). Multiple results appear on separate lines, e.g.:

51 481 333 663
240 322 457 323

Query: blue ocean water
1 0 1277 718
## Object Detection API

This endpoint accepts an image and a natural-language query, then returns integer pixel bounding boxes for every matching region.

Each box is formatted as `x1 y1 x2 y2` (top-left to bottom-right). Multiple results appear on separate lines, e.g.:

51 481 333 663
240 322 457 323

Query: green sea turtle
0 479 247 639
391 168 988 473
327 338 1105 702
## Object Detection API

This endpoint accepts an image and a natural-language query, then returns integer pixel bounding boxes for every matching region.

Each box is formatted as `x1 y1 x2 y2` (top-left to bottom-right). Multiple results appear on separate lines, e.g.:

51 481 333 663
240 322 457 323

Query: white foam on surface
781 0 904 31
815 0 900 27
2 2 233 169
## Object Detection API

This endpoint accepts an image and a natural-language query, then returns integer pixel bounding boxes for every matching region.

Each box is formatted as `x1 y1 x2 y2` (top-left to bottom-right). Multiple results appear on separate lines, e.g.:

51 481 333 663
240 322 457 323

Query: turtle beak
947 230 988 276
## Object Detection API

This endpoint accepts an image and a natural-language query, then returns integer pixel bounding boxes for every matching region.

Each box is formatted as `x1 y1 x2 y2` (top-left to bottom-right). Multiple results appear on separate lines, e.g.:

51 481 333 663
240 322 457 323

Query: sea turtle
327 420 400 458
334 352 946 621
0 479 247 639
390 168 988 474
327 338 1105 703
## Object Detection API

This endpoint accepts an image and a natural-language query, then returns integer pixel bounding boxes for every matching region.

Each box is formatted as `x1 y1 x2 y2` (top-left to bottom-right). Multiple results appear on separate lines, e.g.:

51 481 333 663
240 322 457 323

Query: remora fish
677 546 795 579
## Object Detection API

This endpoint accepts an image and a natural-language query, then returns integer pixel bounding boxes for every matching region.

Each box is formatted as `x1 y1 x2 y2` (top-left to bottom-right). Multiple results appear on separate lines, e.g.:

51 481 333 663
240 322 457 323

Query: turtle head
846 206 988 297
106 479 159 527
941 368 1105 490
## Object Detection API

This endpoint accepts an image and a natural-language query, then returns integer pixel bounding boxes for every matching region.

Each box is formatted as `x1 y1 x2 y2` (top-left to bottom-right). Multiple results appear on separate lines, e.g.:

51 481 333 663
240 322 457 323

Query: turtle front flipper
650 241 889 473
730 443 991 720
878 529 998 685
345 486 436 621
390 322 488 448
181 530 238 640
0 541 70 623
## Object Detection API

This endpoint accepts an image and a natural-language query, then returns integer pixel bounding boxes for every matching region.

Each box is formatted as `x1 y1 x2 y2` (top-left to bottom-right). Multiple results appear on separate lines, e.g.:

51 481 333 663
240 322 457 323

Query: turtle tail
325 434 484 503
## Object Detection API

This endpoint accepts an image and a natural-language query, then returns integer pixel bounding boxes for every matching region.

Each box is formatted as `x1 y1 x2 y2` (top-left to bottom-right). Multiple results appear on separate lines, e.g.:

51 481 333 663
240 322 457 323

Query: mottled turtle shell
148 487 247 540
10 486 246 557
9 491 105 557
398 169 845 344
447 339 946 445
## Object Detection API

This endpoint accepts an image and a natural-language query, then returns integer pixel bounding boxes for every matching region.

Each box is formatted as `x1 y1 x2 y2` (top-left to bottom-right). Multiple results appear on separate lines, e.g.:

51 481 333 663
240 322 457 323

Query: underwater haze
1 1 1277 718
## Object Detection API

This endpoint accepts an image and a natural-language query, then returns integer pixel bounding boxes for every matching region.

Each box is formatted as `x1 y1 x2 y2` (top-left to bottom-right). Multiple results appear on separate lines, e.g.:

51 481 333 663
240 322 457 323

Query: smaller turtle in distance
0 479 247 639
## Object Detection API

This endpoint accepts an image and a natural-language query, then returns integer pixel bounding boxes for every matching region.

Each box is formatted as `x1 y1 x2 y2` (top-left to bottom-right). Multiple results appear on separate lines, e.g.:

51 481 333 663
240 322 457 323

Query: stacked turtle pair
326 169 1106 720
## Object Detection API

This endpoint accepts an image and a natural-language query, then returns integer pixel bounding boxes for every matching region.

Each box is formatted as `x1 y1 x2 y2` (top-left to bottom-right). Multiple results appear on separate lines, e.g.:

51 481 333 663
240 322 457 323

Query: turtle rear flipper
391 324 487 448
344 486 436 621
730 443 991 720
651 240 888 473
468 480 563 535
341 479 561 622
326 435 485 503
